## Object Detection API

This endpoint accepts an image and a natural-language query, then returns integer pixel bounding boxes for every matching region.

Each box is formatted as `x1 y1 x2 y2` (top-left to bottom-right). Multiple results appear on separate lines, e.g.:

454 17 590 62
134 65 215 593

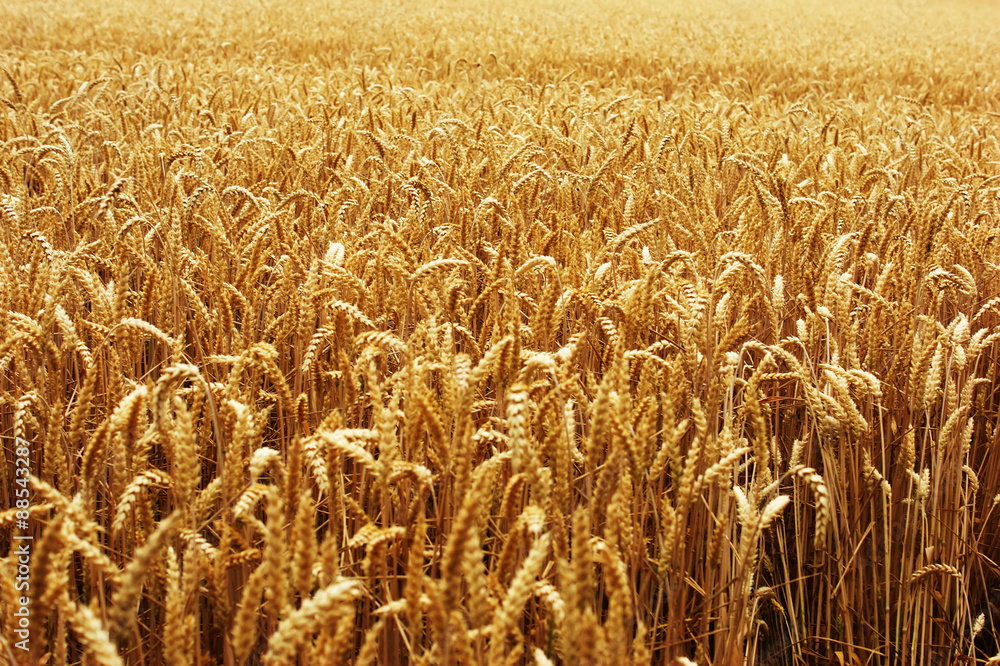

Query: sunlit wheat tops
2 0 1000 664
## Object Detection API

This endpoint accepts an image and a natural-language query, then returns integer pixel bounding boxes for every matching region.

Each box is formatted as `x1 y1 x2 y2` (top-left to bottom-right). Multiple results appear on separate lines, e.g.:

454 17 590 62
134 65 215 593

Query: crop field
2 0 1000 663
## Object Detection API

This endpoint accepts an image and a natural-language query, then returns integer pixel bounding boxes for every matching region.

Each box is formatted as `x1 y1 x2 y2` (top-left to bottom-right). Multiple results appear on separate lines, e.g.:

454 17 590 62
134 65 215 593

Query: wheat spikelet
796 467 830 549
355 617 386 666
261 486 289 621
28 513 71 623
109 512 180 639
65 599 123 666
230 562 269 663
910 563 963 583
163 545 194 666
170 395 200 514
262 580 362 666
489 533 551 664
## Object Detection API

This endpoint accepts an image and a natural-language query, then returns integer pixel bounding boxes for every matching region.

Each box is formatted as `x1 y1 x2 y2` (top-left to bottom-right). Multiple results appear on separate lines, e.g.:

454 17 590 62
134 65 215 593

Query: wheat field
1 0 1000 664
